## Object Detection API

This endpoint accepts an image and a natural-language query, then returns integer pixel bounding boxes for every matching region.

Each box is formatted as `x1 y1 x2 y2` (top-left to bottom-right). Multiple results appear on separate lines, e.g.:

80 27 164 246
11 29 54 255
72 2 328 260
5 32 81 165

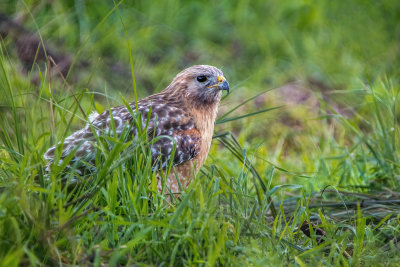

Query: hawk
44 65 229 194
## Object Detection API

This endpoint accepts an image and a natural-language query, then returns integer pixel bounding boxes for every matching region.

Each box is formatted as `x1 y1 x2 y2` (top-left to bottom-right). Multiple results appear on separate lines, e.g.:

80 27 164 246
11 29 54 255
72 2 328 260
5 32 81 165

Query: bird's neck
159 89 219 135
187 101 218 133
187 100 219 167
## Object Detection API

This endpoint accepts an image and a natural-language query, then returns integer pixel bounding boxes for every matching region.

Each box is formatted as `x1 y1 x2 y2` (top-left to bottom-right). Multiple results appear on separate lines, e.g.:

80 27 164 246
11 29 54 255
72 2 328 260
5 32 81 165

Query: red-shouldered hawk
44 65 229 194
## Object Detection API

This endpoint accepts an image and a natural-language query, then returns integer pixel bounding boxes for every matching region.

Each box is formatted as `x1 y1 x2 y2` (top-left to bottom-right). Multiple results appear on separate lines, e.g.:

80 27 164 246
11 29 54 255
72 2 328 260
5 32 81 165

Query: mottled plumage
44 65 229 194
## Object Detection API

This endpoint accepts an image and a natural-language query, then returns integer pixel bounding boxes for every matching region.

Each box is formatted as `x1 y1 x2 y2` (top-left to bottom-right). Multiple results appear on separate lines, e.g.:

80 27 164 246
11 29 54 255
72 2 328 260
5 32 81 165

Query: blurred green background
2 0 399 92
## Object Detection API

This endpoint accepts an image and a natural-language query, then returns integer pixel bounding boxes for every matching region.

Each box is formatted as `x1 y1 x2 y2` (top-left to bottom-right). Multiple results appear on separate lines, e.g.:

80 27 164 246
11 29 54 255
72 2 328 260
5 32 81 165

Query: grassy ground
1 0 400 266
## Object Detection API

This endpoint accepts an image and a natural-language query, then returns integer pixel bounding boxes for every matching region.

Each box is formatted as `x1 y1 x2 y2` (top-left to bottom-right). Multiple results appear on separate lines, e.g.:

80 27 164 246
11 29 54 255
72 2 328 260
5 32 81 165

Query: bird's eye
196 75 208 82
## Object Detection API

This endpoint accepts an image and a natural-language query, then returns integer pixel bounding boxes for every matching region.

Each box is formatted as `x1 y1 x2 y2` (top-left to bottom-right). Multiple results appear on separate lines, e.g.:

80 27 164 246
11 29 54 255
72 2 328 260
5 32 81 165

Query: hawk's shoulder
135 99 202 169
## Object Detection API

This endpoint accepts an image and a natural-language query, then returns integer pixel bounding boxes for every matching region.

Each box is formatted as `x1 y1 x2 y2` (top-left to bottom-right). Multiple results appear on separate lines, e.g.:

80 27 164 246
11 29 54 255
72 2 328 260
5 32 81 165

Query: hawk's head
167 65 229 105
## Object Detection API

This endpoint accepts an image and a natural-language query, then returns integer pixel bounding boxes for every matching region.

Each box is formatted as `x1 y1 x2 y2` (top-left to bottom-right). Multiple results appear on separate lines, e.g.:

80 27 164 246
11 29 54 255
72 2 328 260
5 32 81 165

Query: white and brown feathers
44 65 229 193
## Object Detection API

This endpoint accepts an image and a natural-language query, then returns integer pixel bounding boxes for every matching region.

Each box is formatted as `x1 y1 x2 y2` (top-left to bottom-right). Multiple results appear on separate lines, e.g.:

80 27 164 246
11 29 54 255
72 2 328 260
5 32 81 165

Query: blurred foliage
1 0 400 93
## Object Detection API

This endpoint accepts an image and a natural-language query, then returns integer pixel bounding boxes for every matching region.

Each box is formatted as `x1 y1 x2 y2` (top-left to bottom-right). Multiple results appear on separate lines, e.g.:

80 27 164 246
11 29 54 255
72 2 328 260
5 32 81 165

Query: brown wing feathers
44 102 201 170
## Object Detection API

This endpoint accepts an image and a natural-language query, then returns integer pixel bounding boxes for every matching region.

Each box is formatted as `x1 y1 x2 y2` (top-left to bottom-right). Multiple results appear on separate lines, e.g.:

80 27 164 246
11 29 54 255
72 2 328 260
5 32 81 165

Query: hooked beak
218 80 230 94
208 75 230 94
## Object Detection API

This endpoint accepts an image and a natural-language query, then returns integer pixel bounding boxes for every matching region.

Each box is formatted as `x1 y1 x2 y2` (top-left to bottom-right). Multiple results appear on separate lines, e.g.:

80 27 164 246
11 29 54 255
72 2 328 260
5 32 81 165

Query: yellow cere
207 75 226 88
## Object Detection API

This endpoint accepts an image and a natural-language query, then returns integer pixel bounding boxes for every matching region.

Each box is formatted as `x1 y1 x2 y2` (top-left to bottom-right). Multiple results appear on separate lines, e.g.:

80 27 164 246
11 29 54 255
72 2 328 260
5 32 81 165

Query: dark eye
196 75 208 82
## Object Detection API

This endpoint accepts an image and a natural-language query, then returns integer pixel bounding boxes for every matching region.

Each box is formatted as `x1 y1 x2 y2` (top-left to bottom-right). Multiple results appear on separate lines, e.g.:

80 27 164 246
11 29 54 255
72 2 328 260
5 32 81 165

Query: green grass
1 0 400 266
